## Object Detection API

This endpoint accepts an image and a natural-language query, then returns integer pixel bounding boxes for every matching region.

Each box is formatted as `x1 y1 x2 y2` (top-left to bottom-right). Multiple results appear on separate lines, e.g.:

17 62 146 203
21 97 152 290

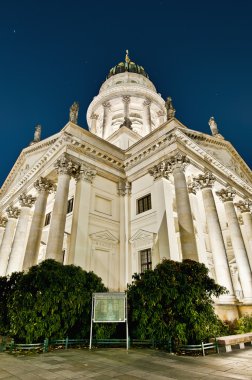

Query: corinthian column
149 154 198 261
235 200 252 270
194 173 235 302
45 154 80 262
7 194 36 275
68 165 96 267
143 98 152 134
102 101 111 138
0 216 7 248
216 187 252 303
0 206 20 276
23 177 55 270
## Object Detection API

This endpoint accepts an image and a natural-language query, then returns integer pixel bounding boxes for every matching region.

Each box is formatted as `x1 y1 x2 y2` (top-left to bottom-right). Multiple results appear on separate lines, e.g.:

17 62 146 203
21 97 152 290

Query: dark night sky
0 0 252 187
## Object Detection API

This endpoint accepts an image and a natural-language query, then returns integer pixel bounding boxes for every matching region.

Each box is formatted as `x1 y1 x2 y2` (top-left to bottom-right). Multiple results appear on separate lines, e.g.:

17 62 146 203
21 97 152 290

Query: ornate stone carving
122 95 130 104
69 101 79 124
208 116 219 136
119 117 132 130
30 124 42 146
193 172 216 189
19 193 36 208
149 154 189 180
34 177 56 193
77 164 96 183
157 110 165 117
6 205 20 219
216 186 236 202
117 181 131 196
54 154 80 177
102 101 111 109
165 96 176 120
90 113 99 120
234 199 252 213
187 183 197 195
0 216 8 228
143 98 151 107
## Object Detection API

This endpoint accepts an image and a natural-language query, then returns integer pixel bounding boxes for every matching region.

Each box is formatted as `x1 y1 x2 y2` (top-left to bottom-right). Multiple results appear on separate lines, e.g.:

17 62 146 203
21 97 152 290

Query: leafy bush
234 314 252 334
127 259 227 345
1 259 113 342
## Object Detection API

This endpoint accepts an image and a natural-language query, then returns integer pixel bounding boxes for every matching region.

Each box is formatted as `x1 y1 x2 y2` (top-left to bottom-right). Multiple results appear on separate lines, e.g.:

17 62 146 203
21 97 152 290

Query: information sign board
93 292 126 323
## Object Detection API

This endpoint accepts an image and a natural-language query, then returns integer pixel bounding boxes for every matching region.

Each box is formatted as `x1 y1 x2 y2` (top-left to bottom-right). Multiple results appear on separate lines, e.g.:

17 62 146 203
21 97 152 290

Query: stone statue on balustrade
29 124 42 145
69 101 79 124
165 96 176 120
120 116 132 130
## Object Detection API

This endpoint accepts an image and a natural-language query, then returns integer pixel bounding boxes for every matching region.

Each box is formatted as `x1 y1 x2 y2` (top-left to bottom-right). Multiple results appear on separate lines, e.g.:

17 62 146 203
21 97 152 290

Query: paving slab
0 346 252 379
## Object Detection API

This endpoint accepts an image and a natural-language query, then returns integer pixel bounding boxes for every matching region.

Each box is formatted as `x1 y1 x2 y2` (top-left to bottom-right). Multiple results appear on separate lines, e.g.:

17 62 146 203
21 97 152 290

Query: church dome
106 50 149 79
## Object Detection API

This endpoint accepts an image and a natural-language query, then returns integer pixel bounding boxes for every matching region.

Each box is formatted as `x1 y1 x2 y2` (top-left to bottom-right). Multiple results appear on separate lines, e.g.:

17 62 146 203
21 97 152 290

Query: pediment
129 229 157 243
180 129 252 186
89 230 119 243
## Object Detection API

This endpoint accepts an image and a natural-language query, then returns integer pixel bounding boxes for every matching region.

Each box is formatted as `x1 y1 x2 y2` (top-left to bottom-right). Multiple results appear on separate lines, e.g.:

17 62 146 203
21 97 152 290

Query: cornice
0 134 60 197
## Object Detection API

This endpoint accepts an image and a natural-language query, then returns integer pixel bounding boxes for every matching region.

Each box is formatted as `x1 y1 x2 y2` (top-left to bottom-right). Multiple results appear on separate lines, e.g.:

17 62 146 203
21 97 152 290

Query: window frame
136 193 152 215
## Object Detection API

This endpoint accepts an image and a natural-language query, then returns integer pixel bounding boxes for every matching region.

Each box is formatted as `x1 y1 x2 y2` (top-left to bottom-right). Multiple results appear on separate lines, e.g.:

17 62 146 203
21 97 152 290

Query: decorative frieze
54 154 80 177
34 177 56 193
6 205 20 219
0 216 7 228
18 193 36 208
216 186 236 203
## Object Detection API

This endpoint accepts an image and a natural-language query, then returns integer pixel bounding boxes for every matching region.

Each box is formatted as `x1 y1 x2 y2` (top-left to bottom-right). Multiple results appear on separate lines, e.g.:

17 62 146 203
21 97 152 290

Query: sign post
89 292 128 350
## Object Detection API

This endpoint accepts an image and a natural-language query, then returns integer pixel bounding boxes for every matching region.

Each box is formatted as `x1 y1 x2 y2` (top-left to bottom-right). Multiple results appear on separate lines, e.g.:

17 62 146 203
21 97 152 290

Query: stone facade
1 55 252 320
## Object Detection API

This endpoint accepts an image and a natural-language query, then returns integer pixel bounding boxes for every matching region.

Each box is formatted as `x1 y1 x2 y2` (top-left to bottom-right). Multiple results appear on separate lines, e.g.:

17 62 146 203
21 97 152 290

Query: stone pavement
0 346 252 380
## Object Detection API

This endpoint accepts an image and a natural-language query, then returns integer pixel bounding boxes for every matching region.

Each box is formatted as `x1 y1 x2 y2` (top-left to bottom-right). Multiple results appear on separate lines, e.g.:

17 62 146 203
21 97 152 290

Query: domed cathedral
0 51 252 321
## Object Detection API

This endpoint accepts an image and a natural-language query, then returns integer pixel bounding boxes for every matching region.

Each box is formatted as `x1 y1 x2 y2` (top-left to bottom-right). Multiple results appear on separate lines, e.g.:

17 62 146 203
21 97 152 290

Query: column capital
6 205 20 219
76 164 96 183
149 154 189 180
188 183 197 195
0 216 8 228
167 153 190 171
55 154 80 177
122 95 130 103
143 98 151 107
34 177 56 193
194 172 216 189
157 110 165 117
19 193 36 208
90 113 99 120
102 101 111 108
216 186 236 203
117 181 131 196
234 199 252 213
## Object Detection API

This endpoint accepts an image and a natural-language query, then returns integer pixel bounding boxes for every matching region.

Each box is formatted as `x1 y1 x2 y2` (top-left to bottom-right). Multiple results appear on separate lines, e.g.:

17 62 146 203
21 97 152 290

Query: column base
217 294 238 304
241 297 252 305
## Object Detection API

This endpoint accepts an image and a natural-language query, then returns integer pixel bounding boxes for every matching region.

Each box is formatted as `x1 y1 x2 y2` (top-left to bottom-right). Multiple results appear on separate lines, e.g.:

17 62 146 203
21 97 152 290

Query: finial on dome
125 50 130 63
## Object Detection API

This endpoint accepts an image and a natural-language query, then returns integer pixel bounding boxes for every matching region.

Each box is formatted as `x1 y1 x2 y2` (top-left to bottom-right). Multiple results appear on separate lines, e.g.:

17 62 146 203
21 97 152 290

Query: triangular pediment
0 133 60 199
129 229 157 243
177 128 252 186
89 230 119 243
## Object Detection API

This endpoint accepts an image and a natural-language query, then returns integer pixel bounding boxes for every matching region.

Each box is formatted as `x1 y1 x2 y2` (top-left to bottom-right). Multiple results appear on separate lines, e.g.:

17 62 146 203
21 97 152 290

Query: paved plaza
0 347 252 380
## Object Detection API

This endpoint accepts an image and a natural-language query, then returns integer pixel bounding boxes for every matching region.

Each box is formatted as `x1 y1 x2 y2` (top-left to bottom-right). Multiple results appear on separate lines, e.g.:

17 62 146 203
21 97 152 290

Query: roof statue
69 101 79 124
165 96 176 120
208 116 219 136
125 49 130 63
120 116 132 130
29 124 42 145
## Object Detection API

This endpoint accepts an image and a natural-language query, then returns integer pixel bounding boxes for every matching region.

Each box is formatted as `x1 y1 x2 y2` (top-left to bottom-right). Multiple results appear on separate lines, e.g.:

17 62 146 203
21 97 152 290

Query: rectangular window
140 248 152 272
67 197 74 214
44 212 51 226
137 194 151 214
